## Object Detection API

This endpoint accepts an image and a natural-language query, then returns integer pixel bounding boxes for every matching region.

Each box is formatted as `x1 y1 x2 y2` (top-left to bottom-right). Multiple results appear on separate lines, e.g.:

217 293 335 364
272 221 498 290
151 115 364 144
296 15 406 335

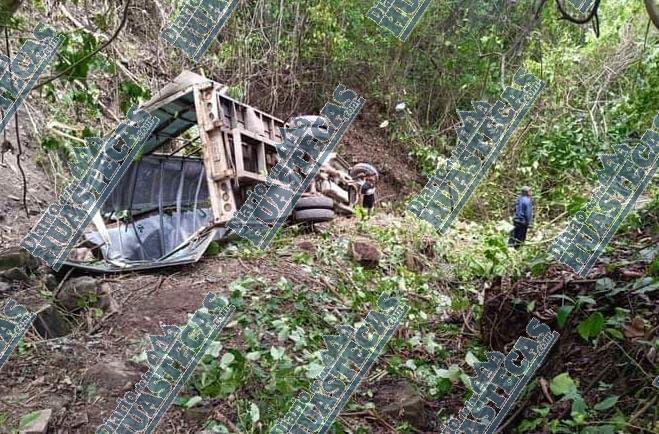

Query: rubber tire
294 196 334 210
350 163 379 180
293 208 335 223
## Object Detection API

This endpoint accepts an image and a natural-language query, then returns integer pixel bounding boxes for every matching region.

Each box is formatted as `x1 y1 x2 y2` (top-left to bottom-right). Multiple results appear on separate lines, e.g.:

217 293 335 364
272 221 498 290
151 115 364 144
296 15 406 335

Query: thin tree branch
33 0 132 90
4 25 27 215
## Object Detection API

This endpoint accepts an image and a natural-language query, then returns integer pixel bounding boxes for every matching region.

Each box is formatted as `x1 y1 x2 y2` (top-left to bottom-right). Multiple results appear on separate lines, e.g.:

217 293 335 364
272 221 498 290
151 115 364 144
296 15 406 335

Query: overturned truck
66 72 374 272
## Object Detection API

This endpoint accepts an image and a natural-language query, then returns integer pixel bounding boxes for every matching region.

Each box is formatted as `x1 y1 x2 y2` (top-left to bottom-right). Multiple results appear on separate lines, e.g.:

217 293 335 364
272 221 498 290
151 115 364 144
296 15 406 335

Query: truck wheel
293 208 335 223
295 196 334 210
349 163 379 180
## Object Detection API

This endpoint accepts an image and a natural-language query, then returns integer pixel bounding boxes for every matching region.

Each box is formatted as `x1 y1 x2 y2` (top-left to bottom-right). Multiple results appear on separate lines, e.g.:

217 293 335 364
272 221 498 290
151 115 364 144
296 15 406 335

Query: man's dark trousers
509 220 528 249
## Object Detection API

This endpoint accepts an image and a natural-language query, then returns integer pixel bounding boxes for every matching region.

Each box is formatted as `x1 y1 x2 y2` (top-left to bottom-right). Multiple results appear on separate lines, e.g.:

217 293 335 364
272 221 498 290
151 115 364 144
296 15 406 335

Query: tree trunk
646 0 659 30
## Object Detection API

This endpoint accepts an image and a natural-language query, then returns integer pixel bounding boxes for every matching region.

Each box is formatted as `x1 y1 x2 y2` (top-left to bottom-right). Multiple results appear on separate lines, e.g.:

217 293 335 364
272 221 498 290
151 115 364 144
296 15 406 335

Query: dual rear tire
293 196 336 223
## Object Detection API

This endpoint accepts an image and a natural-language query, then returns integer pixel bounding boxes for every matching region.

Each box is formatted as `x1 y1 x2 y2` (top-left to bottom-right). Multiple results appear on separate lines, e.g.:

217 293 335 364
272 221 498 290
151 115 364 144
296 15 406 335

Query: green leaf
550 373 577 396
605 328 624 340
270 346 285 361
246 351 261 361
526 300 536 312
593 395 618 411
632 277 659 295
184 396 203 408
18 411 42 429
205 341 223 358
570 395 587 421
405 359 417 371
436 365 461 382
465 351 479 367
219 353 235 369
305 362 324 379
531 405 551 417
205 241 221 257
595 277 615 291
576 295 596 305
517 418 542 432
249 402 260 423
556 305 574 328
203 420 230 433
459 373 472 388
577 312 605 341
131 350 148 364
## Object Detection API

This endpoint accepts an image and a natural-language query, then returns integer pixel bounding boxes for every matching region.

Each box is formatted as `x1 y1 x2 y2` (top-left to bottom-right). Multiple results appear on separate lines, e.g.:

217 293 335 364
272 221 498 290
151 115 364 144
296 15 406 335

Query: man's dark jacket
513 195 533 226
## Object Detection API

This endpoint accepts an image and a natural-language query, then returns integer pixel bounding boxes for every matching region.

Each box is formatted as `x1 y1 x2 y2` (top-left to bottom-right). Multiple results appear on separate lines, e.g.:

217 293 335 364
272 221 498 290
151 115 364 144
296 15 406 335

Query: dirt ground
1 256 252 433
0 108 57 249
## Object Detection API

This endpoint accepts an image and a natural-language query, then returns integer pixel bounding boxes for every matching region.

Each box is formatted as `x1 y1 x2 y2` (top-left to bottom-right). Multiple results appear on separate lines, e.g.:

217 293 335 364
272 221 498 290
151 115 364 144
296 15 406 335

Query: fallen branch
49 127 87 144
4 26 28 215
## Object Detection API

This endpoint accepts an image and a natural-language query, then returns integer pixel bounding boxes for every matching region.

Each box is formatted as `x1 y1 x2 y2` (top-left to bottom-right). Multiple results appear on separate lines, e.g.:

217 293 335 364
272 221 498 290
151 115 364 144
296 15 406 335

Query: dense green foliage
25 0 658 225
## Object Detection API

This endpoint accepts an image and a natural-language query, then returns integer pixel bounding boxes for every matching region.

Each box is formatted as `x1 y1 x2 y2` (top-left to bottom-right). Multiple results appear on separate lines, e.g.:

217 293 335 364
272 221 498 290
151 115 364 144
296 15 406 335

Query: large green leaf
556 305 574 328
577 312 605 341
550 372 577 397
593 395 619 412
18 411 42 429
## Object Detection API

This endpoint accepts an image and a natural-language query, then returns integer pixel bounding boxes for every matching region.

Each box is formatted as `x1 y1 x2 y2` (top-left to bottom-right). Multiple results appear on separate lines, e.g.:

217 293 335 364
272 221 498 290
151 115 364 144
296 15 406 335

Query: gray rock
404 250 425 272
43 274 58 291
350 239 381 267
297 240 316 253
33 304 72 338
375 380 427 429
0 267 29 282
84 359 141 393
98 282 119 313
18 408 52 434
0 247 38 272
56 276 98 312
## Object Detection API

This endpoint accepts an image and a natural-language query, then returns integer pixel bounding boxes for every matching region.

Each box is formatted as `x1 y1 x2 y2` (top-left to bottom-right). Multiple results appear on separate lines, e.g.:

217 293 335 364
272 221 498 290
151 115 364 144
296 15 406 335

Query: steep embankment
339 100 423 203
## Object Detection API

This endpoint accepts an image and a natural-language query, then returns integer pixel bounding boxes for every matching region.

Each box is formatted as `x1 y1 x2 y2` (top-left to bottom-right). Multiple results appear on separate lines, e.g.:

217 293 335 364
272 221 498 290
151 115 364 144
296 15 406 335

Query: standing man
361 176 376 218
509 186 533 248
